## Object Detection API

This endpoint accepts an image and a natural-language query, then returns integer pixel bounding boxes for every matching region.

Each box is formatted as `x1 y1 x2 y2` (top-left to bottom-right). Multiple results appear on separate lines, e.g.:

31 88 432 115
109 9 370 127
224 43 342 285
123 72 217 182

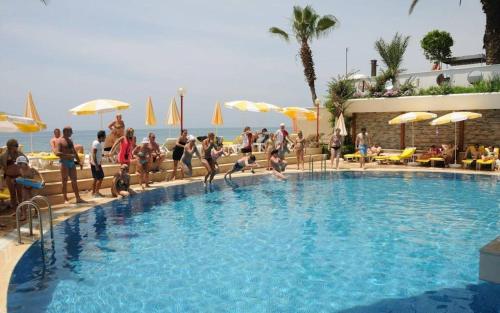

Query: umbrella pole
30 133 33 153
99 113 103 130
412 122 415 148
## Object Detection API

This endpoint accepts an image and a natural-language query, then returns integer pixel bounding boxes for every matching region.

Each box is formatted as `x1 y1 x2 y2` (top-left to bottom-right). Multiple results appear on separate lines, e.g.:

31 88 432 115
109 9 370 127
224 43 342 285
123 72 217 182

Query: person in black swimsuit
0 139 26 209
111 164 136 197
170 129 188 181
201 132 216 185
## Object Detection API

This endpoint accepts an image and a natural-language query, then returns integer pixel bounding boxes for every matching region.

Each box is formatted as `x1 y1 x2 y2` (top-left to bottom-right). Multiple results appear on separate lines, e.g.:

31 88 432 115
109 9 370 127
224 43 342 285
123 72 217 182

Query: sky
0 0 485 130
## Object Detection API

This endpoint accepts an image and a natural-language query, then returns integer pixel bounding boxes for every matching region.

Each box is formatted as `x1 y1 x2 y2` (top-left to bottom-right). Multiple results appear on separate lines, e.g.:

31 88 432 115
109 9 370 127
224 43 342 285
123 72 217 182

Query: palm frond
269 27 290 41
409 0 418 14
293 6 303 23
375 33 410 76
316 15 338 37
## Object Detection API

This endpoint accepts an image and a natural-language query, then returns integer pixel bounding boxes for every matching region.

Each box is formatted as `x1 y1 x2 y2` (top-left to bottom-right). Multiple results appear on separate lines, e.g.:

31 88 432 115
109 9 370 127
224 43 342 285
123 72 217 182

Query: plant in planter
325 73 356 146
420 30 454 68
374 33 410 86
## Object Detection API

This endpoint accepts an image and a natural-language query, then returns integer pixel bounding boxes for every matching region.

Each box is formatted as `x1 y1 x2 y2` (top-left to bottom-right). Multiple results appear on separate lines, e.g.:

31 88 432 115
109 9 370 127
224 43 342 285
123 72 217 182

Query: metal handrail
16 201 43 246
31 195 54 239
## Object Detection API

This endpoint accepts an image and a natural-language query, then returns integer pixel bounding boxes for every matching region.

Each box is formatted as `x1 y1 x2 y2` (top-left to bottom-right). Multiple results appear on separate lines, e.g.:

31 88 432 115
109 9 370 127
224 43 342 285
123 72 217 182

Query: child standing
90 130 106 198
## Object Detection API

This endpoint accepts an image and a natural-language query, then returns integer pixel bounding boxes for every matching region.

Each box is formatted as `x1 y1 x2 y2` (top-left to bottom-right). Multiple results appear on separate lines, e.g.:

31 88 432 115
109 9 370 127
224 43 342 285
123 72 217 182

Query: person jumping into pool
15 155 45 220
56 126 86 204
111 164 136 198
201 132 217 185
269 149 287 180
181 135 202 177
224 154 259 181
355 127 371 169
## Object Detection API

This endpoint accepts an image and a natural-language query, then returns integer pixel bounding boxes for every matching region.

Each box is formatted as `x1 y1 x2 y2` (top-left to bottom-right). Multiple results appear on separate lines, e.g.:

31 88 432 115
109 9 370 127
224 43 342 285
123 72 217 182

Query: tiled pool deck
1 162 499 313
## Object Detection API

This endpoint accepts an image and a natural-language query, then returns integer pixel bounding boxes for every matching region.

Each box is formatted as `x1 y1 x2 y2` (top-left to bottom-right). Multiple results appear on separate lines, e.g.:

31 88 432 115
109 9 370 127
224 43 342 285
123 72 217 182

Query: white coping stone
479 236 500 283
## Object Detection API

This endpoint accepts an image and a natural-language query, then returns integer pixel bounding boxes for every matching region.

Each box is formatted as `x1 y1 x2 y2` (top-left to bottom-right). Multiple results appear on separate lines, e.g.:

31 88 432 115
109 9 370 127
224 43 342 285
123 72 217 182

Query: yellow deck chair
0 187 10 202
416 158 431 166
343 151 360 162
377 147 416 164
476 147 499 170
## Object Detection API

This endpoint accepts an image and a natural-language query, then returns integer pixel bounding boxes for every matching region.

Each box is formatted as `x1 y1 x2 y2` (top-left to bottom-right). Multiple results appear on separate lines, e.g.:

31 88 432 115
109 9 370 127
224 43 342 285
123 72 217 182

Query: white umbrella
334 113 348 136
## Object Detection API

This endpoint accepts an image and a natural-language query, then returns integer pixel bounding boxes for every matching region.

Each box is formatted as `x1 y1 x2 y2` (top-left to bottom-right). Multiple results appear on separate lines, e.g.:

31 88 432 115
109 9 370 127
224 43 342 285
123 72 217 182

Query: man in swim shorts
355 127 371 169
224 154 258 181
56 126 85 204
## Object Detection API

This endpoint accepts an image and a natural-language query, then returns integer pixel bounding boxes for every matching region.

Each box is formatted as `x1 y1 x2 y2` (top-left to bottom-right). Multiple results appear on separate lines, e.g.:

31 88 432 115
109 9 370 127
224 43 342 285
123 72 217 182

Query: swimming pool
7 172 500 313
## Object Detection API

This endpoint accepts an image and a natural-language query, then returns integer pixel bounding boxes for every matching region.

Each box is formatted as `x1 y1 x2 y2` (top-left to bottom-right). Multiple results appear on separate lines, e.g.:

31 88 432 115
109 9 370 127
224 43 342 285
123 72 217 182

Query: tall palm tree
374 33 410 84
409 0 500 65
269 5 338 104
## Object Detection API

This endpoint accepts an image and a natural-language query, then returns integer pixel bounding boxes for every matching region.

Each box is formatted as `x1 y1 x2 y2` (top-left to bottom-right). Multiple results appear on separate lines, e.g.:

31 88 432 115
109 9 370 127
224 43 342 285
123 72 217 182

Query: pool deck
0 161 499 313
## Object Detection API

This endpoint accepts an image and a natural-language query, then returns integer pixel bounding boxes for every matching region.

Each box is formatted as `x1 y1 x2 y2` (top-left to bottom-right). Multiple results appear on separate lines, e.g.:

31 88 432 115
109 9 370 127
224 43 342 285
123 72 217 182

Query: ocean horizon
0 126 276 153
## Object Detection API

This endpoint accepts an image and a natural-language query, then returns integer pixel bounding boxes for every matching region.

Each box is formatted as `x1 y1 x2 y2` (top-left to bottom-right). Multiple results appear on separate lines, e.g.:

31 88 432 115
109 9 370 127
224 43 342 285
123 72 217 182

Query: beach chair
376 147 416 164
415 158 431 166
476 147 499 170
343 152 360 162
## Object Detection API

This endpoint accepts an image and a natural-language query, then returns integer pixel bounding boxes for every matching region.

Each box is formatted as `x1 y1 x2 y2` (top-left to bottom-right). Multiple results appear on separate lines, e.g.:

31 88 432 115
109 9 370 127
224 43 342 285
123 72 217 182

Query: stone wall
354 109 500 150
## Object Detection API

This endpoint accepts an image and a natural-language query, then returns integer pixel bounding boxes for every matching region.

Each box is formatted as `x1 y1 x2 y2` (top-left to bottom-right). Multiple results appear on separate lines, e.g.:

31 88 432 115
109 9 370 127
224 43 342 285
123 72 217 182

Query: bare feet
76 198 87 204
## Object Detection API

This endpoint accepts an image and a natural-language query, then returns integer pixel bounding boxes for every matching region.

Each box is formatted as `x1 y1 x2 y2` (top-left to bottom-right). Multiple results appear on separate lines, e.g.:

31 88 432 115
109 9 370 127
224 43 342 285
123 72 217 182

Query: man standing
90 130 106 198
56 126 85 203
50 128 61 154
275 123 291 159
355 127 371 169
148 132 165 172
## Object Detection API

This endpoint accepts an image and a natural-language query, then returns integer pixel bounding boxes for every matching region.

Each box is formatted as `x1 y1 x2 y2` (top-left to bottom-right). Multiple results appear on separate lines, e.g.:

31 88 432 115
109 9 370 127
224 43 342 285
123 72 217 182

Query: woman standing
329 128 343 170
170 129 188 181
112 128 135 165
201 132 216 185
0 139 25 209
265 133 276 170
240 126 253 154
293 130 306 170
181 136 201 177
105 114 125 152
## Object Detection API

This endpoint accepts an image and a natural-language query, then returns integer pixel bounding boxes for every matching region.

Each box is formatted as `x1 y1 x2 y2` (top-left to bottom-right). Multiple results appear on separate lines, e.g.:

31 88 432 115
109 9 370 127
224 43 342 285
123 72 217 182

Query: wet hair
271 149 279 155
6 139 18 148
97 130 106 139
54 128 61 134
248 155 256 162
262 128 268 132
361 127 367 132
63 126 72 134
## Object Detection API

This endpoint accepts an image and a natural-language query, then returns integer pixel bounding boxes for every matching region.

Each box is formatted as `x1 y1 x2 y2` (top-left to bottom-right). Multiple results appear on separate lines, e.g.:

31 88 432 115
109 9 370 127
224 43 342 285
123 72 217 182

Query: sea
0 127 275 152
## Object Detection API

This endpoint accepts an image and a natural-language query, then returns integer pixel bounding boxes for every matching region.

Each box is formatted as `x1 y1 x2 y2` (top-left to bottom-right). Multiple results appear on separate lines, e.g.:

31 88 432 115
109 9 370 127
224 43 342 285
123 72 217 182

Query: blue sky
0 0 485 130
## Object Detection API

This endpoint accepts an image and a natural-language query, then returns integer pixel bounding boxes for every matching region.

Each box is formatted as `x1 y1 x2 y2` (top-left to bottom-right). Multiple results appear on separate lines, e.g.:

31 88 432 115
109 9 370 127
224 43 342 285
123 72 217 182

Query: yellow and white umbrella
389 112 437 147
279 107 316 132
166 97 181 137
145 96 157 126
389 112 437 125
430 112 482 166
211 101 223 135
430 112 482 125
24 91 46 129
69 99 131 128
279 107 317 121
24 91 47 151
225 100 280 112
0 113 40 133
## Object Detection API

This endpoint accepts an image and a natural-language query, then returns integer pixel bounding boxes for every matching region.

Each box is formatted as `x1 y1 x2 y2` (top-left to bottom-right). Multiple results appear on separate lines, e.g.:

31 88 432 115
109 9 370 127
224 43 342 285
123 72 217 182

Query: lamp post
177 87 186 131
314 98 321 142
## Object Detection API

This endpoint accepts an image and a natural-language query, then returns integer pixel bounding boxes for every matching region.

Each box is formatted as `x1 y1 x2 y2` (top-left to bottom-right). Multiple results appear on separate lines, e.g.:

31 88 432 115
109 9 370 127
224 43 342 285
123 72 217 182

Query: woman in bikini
170 129 188 181
105 114 125 152
181 136 201 177
133 138 151 190
0 139 25 209
329 128 343 170
201 132 216 185
293 130 306 170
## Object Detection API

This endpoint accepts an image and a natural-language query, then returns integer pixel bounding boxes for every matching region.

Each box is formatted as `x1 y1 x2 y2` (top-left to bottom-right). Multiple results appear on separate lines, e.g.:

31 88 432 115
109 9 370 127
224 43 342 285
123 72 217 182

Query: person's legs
209 160 216 183
300 150 305 170
60 165 69 202
6 176 18 208
335 152 340 170
295 150 300 170
92 179 97 195
170 160 179 181
202 159 211 184
68 167 84 203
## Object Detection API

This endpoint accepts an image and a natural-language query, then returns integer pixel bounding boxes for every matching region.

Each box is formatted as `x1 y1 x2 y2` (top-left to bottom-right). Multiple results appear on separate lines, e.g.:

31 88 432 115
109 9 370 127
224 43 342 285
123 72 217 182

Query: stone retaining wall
354 109 500 150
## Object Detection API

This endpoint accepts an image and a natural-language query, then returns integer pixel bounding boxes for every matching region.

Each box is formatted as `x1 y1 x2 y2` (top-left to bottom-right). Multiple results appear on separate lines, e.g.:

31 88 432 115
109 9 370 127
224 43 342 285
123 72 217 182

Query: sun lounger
462 159 475 169
0 188 9 201
476 159 496 170
429 157 445 167
376 147 416 164
344 152 360 162
416 159 431 166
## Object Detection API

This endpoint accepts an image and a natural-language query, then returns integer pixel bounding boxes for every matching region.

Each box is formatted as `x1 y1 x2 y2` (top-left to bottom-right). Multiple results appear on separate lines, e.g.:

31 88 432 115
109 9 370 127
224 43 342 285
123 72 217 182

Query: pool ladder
16 195 54 248
309 153 328 173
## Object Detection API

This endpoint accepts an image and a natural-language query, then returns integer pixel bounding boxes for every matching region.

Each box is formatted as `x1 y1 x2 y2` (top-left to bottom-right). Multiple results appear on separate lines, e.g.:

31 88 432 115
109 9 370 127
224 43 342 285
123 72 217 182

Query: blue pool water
7 172 500 313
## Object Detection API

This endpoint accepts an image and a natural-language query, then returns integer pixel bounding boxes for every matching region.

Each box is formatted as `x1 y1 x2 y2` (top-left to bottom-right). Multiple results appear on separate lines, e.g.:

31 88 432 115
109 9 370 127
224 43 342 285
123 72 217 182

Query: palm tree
269 5 338 104
409 0 500 65
374 33 410 85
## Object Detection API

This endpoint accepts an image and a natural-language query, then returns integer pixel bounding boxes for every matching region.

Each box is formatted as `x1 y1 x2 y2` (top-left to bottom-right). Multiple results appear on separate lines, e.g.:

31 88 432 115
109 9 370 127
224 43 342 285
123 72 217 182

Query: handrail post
31 195 54 239
16 201 44 248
